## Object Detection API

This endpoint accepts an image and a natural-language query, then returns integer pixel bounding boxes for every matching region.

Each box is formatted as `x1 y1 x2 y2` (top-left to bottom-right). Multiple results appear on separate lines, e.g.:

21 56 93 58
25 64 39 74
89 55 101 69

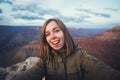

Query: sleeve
8 58 46 80
80 50 120 80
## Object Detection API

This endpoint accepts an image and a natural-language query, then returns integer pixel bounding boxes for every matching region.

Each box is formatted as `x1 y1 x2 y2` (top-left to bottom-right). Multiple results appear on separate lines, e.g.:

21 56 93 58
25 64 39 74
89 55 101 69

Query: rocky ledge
0 57 40 80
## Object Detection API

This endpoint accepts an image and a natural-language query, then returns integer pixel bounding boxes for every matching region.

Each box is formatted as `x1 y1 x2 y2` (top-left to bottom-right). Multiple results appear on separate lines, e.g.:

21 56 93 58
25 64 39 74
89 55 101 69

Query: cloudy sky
0 0 120 28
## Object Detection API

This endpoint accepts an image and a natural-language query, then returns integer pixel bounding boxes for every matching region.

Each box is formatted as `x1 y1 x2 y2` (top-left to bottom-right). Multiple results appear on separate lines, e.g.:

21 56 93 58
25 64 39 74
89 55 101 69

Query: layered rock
96 26 120 40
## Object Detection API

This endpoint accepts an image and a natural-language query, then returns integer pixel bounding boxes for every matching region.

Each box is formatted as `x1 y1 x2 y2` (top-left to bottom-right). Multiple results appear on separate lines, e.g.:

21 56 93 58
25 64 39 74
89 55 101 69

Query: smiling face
45 21 65 50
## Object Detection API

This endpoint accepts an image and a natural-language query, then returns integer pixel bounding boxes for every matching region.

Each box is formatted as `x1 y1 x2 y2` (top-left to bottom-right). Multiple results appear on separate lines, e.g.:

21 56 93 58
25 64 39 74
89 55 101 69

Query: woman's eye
45 33 49 36
54 29 60 32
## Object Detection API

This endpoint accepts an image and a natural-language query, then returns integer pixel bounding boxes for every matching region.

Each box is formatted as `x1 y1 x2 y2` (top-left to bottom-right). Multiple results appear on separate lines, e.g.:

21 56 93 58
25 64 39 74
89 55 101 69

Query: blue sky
0 0 120 28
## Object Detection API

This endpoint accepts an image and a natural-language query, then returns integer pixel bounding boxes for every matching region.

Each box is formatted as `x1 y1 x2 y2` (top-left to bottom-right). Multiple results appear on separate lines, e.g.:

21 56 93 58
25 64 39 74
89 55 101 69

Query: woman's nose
50 33 56 39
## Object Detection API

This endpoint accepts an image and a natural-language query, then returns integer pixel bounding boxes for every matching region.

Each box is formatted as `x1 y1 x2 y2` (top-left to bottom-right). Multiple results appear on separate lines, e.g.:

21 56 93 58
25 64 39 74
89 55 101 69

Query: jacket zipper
63 56 68 80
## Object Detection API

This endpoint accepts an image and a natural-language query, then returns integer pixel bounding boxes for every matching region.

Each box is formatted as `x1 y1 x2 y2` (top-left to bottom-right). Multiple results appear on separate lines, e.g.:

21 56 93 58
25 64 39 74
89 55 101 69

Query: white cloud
0 0 120 28
12 19 43 26
0 3 14 25
13 0 35 6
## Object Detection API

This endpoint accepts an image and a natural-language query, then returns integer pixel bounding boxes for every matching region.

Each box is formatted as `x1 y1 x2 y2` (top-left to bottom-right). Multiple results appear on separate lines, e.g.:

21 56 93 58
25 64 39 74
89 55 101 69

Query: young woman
10 18 120 80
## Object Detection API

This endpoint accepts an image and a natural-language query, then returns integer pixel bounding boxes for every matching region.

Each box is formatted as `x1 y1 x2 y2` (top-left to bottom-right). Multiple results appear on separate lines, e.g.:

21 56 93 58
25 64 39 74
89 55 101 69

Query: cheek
60 33 64 42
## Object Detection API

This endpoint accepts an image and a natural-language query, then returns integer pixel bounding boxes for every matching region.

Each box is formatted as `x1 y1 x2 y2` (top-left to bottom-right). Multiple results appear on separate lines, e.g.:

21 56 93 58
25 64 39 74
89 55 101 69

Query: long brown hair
39 18 76 61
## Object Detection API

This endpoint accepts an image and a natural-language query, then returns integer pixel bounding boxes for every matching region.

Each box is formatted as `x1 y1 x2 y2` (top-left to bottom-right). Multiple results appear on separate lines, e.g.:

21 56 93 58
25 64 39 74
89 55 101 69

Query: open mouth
51 40 60 45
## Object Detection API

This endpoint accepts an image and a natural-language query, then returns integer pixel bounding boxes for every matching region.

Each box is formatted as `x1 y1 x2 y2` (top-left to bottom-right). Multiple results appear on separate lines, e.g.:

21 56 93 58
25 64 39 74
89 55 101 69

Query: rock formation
0 57 41 80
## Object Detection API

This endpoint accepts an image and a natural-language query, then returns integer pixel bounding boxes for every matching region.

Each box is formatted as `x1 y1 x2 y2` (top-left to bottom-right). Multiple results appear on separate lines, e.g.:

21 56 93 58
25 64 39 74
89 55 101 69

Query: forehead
45 21 59 31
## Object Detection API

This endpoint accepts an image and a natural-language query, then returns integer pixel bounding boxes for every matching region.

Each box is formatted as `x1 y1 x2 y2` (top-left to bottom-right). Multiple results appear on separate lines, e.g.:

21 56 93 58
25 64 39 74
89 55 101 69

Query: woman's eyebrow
53 27 59 30
45 26 59 33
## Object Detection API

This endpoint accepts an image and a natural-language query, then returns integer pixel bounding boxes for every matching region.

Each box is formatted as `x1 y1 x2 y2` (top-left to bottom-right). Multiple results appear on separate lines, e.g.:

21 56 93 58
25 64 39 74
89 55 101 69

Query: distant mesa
96 26 120 40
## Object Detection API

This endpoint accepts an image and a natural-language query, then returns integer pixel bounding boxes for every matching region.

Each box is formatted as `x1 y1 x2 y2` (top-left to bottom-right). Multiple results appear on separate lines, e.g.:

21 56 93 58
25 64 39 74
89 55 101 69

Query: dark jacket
10 46 120 80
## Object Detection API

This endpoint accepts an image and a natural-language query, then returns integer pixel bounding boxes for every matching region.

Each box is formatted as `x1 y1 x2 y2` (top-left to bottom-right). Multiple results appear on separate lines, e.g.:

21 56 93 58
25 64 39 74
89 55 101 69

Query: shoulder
71 45 85 57
71 45 99 63
68 46 86 61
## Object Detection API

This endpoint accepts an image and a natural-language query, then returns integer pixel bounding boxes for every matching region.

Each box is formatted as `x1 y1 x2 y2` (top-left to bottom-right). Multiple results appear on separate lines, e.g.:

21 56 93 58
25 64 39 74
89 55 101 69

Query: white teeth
53 41 58 44
52 40 59 44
